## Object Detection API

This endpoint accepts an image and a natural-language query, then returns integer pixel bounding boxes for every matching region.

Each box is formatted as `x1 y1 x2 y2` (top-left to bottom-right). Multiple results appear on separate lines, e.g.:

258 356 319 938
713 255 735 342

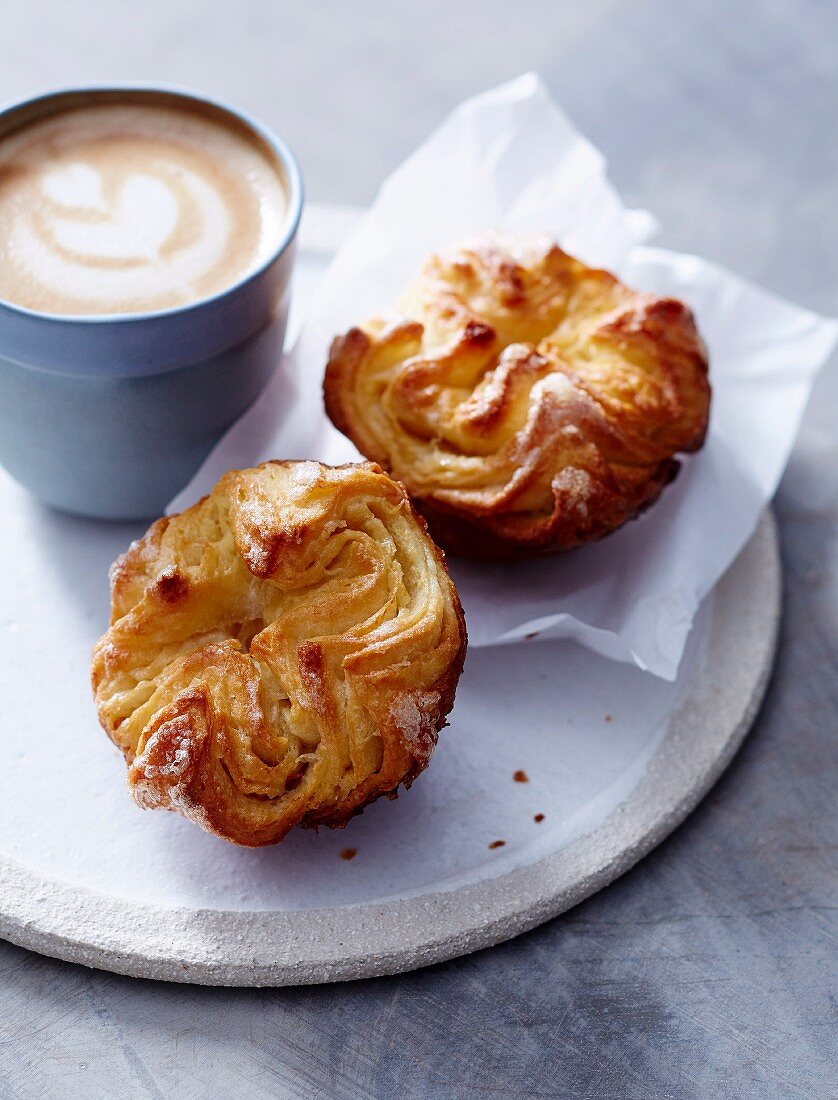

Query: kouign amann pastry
91 461 466 847
324 234 711 558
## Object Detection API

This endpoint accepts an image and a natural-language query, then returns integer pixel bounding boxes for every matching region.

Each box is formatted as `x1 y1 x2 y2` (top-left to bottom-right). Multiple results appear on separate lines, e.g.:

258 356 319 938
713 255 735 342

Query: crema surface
0 102 289 315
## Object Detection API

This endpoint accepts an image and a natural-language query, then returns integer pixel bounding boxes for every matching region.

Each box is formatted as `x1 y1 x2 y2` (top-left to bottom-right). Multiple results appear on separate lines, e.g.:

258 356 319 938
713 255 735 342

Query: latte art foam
0 102 289 315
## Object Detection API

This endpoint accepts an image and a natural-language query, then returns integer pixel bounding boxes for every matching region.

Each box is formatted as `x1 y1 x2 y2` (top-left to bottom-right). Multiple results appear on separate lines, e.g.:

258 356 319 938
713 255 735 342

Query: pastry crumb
534 813 545 823
340 848 358 861
513 769 529 783
604 714 613 722
488 839 506 850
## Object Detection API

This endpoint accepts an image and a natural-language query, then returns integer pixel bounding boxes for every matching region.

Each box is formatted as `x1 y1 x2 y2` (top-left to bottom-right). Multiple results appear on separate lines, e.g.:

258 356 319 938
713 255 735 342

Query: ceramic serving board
0 206 781 985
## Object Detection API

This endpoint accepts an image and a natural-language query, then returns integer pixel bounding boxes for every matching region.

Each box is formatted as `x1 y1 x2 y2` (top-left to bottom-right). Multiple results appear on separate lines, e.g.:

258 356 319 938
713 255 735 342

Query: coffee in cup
0 99 290 316
0 87 302 520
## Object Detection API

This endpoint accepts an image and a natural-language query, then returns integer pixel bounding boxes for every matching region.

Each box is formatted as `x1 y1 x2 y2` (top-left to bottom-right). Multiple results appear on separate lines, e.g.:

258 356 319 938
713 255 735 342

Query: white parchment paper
172 73 838 679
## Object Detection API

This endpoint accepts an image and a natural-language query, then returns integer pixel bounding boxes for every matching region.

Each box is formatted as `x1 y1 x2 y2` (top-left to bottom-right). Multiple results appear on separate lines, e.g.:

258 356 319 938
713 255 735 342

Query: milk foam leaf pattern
91 461 467 847
0 103 287 315
324 234 711 558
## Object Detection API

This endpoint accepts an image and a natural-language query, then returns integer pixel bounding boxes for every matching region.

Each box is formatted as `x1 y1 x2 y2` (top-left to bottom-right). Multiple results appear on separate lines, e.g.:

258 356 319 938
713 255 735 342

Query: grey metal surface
0 0 835 1096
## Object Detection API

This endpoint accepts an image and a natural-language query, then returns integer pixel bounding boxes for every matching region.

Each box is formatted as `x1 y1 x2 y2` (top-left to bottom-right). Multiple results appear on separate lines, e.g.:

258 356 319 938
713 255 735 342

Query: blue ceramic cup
0 86 303 519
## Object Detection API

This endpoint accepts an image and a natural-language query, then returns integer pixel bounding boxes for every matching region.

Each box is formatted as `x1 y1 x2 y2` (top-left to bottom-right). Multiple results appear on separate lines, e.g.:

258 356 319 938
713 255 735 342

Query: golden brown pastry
91 460 466 847
324 233 711 557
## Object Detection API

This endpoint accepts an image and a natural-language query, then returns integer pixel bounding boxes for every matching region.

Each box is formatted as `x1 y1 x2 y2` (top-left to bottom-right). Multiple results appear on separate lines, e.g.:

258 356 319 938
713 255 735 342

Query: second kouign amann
324 233 711 558
91 460 466 847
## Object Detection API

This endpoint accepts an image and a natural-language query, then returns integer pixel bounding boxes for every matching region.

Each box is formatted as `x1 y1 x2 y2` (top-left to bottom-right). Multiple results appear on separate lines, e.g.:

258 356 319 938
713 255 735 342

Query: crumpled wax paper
172 73 838 679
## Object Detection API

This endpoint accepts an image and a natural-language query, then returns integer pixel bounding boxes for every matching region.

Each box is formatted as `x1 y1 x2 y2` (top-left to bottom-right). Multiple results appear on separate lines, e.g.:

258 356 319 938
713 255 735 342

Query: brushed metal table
0 1 835 1096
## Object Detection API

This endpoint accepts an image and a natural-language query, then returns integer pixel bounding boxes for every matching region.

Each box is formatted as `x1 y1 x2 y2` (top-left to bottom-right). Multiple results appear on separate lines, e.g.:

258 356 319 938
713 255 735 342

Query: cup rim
0 83 304 325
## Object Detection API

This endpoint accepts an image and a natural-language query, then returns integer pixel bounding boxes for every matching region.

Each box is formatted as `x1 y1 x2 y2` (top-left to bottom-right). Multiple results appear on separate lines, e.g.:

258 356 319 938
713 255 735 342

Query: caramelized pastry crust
91 461 466 846
324 234 711 557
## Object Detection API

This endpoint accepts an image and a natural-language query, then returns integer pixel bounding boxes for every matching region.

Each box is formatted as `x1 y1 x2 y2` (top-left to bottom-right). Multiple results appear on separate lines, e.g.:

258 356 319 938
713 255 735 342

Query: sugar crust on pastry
91 460 467 847
324 233 711 557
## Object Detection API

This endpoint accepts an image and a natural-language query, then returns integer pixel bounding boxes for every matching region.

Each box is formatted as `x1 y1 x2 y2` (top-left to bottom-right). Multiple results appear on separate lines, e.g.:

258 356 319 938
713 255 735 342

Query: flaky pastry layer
324 234 711 557
91 461 466 846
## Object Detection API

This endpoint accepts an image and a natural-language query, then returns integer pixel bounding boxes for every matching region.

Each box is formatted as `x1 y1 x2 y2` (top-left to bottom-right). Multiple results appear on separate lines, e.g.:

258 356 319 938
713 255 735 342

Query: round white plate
0 211 781 985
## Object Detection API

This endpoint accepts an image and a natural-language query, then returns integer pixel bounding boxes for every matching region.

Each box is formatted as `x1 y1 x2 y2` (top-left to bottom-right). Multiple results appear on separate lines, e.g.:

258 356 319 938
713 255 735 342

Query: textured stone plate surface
0 504 779 985
0 213 780 986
